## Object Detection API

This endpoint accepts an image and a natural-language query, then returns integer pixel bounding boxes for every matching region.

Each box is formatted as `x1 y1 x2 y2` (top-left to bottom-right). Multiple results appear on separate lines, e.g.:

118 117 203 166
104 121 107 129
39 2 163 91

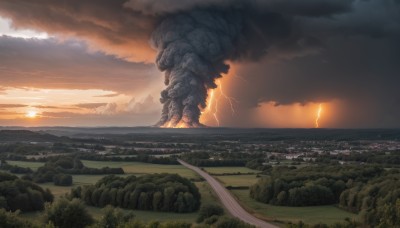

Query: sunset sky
0 0 399 128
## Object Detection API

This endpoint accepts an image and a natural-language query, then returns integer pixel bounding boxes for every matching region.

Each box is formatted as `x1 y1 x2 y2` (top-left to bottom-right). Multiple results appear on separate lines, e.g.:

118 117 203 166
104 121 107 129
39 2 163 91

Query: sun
26 110 38 118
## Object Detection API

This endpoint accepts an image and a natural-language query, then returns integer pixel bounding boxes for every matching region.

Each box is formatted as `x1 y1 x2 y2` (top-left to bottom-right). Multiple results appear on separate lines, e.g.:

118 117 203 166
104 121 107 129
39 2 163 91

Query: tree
44 198 93 228
97 205 135 228
0 209 37 228
197 203 224 223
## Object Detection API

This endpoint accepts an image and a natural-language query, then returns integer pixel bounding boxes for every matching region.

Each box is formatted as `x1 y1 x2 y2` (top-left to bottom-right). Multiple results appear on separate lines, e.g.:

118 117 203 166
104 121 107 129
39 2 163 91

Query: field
231 189 358 225
81 160 199 179
7 160 45 170
215 174 260 187
203 166 257 174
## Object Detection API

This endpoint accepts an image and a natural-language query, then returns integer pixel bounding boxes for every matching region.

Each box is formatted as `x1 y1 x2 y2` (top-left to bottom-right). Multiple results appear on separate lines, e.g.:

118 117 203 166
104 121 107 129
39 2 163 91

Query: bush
196 203 224 223
44 198 93 228
214 217 255 228
0 209 37 228
53 174 73 186
97 205 135 228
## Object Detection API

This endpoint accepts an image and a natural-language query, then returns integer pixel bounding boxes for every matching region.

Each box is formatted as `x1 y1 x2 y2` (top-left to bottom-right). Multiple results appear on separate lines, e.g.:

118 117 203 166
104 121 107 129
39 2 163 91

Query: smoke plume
151 10 245 127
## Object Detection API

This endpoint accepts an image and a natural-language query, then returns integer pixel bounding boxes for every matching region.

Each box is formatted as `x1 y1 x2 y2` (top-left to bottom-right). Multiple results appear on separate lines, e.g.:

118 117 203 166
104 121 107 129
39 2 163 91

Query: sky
0 0 399 128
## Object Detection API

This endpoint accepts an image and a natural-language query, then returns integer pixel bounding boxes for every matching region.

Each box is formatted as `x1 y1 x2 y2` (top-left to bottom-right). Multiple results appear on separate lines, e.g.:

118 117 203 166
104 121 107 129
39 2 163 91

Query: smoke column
151 10 244 128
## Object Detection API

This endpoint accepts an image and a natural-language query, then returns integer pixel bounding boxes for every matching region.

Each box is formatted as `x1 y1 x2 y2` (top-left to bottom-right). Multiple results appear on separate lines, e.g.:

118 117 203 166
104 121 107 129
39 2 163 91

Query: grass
81 160 199 179
202 166 257 174
215 174 260 187
87 206 198 223
231 189 358 225
7 160 45 171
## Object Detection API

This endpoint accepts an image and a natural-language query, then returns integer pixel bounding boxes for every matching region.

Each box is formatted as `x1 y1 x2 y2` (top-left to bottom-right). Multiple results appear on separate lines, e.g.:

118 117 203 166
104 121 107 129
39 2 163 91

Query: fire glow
315 104 323 128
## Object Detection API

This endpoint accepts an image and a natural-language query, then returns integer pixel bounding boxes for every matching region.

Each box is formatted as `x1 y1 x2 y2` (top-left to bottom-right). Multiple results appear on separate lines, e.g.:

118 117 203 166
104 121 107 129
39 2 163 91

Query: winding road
178 159 277 228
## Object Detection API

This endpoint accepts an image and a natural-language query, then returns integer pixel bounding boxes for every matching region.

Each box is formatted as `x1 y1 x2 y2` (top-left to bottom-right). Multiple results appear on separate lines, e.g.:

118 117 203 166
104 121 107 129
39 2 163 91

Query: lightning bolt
315 103 323 128
218 80 237 115
201 79 237 126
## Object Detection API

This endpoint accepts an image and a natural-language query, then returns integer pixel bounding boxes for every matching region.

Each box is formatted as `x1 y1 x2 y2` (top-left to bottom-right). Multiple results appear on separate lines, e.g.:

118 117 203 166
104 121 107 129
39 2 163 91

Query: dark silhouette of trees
250 165 383 206
71 173 200 213
0 172 53 212
197 203 224 223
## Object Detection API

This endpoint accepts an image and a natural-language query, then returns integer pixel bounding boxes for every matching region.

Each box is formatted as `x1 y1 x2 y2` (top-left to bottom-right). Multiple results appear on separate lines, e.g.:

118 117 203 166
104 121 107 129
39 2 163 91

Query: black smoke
151 10 242 127
150 7 295 127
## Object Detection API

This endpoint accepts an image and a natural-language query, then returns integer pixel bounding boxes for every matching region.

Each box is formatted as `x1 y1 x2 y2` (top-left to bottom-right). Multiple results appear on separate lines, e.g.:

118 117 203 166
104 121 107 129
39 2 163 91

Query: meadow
81 160 199 179
231 189 358 225
7 160 45 170
203 166 257 174
215 174 260 187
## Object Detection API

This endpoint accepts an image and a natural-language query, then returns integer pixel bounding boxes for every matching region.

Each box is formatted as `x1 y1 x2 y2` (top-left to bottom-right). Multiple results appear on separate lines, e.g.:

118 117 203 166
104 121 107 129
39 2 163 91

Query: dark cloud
0 0 358 63
0 0 156 62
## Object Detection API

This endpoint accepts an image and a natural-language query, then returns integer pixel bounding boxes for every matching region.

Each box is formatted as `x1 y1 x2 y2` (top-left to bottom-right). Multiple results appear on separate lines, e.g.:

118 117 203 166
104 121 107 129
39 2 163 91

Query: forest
70 173 201 213
250 165 400 227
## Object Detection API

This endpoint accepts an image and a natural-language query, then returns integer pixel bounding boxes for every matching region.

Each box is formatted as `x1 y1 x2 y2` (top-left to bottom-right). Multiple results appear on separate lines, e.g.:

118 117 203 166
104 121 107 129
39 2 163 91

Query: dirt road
178 159 278 228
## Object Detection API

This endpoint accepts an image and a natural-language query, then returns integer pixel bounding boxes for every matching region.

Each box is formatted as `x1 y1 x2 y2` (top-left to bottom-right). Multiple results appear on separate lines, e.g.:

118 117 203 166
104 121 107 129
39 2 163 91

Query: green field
231 189 358 225
11 159 224 225
87 206 197 223
203 166 257 174
7 160 45 171
81 160 199 179
215 174 260 187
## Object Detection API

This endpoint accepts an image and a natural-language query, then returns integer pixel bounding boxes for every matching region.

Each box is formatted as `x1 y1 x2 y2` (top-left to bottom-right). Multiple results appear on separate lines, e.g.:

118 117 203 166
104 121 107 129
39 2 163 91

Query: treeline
250 165 383 206
339 170 400 227
24 156 124 186
315 150 400 166
246 158 272 171
250 165 400 226
0 172 53 212
70 173 200 213
0 130 64 142
182 152 250 167
0 143 47 155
